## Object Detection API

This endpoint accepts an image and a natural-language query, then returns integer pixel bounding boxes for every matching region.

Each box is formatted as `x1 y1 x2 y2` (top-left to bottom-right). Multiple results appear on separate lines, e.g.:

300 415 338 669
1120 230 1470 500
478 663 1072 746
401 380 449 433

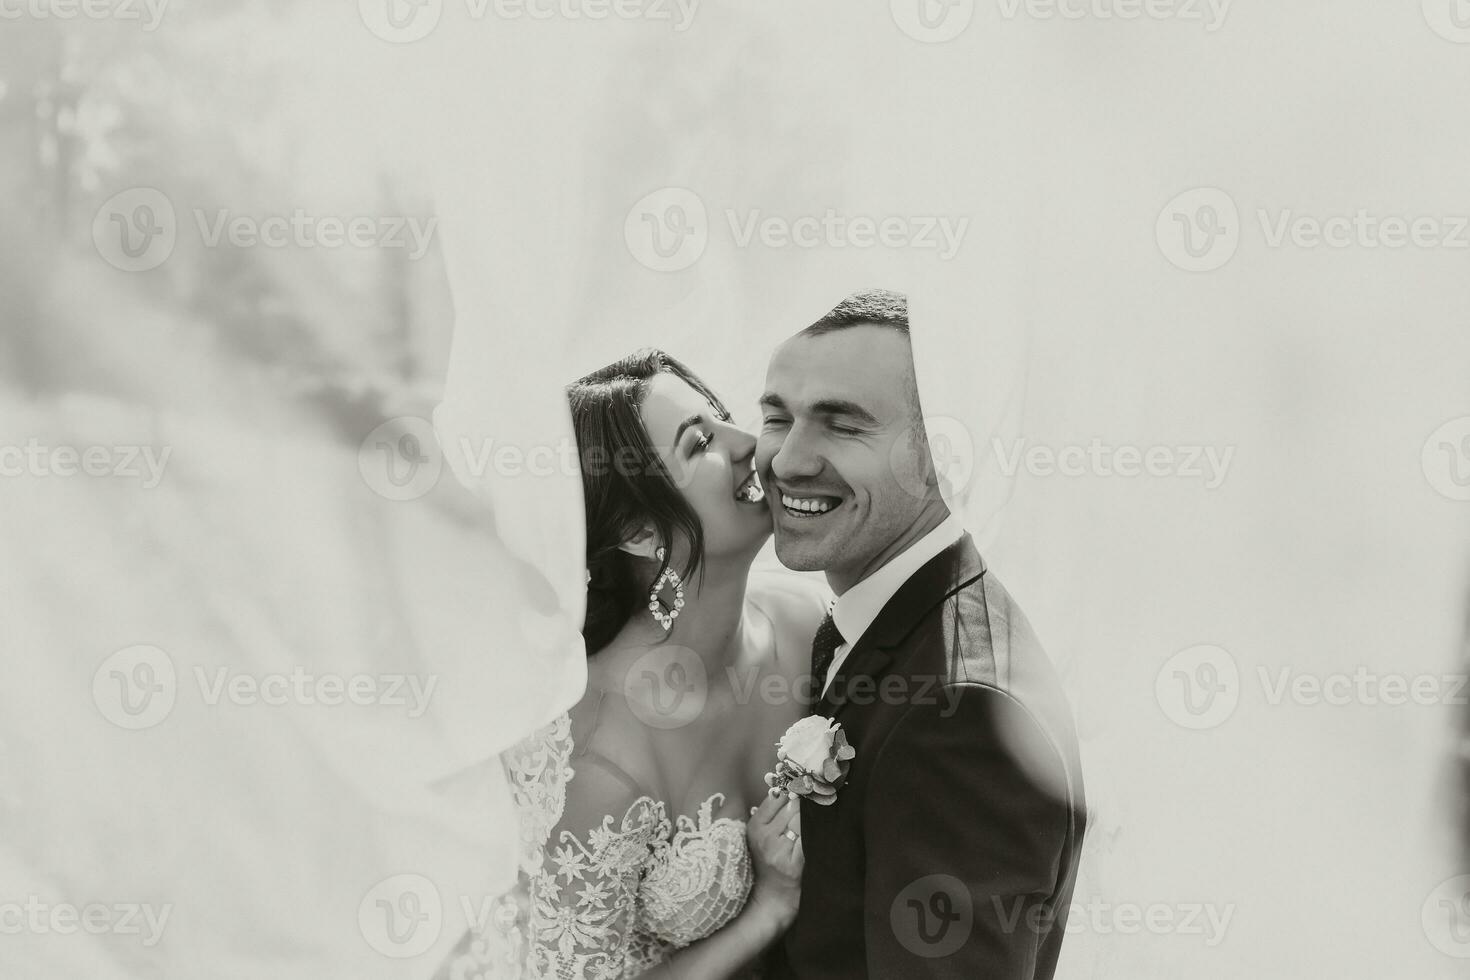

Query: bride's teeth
735 471 765 502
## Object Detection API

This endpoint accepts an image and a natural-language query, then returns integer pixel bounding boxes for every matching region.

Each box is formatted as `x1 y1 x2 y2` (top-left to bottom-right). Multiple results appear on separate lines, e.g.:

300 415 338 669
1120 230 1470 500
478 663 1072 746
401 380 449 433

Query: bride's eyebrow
671 414 704 446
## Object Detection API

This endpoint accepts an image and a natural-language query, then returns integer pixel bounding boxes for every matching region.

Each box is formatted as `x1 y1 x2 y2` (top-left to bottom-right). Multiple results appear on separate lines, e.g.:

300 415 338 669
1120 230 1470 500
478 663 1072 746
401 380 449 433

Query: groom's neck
827 499 951 596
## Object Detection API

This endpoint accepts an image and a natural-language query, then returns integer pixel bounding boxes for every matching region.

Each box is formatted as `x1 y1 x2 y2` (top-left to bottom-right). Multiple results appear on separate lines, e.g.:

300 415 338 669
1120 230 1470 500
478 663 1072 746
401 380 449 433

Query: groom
755 290 1086 980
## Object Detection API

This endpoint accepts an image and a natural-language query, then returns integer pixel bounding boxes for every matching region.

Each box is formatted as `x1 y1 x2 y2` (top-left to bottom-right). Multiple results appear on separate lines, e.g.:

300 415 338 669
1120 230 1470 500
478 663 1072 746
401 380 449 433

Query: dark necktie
809 610 845 695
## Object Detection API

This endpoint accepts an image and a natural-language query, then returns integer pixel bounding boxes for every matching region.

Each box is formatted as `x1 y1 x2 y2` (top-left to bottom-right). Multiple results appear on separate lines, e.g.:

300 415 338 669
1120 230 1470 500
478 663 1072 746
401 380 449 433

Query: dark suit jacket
770 535 1085 980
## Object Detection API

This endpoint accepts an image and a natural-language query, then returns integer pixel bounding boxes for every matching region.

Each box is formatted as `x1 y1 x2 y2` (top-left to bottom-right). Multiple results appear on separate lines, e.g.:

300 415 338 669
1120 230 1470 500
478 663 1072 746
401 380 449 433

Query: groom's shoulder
926 562 1070 722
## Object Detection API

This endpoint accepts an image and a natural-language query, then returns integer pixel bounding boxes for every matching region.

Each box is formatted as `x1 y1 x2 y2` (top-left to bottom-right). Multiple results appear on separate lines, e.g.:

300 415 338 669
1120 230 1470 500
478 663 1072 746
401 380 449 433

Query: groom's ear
617 526 660 561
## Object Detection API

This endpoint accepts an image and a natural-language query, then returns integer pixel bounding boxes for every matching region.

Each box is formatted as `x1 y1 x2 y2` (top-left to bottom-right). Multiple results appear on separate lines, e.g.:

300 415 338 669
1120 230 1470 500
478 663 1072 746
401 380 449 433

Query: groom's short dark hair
801 288 908 337
798 288 927 437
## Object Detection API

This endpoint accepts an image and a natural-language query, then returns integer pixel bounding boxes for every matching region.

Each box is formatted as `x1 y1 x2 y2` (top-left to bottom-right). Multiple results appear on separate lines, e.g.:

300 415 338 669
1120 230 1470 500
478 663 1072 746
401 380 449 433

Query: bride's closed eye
689 407 734 454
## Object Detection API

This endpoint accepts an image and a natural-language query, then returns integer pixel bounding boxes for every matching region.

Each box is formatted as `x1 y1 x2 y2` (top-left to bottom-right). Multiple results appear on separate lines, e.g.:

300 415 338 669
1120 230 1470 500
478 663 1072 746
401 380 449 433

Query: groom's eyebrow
761 392 878 426
811 399 879 426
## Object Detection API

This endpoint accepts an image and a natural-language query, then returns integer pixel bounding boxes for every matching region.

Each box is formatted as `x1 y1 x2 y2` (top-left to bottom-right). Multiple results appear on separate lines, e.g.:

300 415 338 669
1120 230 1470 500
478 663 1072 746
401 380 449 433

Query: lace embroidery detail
447 713 754 980
505 713 575 876
445 714 575 980
640 793 752 949
536 797 668 979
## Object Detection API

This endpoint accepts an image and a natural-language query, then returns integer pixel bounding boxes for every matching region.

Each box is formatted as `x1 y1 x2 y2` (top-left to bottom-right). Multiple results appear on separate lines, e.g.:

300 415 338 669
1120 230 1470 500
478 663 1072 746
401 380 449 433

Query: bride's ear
617 526 660 561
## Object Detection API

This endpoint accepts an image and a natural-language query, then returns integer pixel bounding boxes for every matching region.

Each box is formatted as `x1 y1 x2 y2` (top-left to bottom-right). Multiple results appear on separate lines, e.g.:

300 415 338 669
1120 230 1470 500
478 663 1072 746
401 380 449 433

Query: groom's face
755 325 931 587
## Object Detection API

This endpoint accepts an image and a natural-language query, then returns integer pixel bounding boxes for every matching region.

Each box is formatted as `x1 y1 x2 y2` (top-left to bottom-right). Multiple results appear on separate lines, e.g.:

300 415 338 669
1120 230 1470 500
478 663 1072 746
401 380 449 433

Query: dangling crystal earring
647 546 685 631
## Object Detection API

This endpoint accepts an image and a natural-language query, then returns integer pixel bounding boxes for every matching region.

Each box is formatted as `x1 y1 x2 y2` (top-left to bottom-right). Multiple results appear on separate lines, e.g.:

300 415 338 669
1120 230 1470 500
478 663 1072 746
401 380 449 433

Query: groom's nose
764 425 824 482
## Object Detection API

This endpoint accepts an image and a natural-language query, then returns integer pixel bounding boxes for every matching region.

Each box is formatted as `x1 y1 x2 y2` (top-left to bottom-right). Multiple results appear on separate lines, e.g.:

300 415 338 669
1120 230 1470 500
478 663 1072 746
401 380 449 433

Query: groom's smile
777 489 844 518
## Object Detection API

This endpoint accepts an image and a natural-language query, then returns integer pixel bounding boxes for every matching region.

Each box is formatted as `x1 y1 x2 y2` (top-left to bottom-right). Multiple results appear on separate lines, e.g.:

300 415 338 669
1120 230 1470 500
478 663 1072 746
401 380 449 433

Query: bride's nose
718 417 757 461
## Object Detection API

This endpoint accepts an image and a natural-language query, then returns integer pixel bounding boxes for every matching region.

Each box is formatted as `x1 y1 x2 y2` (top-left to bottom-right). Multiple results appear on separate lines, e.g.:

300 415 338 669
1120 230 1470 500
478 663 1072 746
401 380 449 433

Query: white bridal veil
419 6 1037 976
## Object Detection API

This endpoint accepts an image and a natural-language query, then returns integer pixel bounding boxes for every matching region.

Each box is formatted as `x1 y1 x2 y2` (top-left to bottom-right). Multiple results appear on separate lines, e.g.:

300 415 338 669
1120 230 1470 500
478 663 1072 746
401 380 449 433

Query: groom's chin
771 535 830 572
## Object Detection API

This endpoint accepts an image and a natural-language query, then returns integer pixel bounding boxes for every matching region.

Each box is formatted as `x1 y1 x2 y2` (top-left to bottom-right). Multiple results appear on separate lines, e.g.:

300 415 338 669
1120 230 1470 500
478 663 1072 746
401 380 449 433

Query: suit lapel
818 535 986 721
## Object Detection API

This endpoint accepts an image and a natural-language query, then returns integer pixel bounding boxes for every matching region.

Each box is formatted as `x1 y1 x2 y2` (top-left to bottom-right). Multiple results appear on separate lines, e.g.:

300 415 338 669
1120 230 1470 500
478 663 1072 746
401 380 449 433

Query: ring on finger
783 829 799 842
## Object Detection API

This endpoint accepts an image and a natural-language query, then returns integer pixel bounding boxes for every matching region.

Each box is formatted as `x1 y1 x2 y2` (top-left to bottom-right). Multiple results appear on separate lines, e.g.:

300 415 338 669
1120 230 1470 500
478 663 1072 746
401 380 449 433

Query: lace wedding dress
441 693 756 980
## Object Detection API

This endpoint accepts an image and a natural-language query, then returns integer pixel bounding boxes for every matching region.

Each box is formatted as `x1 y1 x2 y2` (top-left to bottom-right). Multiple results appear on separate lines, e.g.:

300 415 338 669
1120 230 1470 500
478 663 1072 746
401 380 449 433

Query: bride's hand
746 792 803 932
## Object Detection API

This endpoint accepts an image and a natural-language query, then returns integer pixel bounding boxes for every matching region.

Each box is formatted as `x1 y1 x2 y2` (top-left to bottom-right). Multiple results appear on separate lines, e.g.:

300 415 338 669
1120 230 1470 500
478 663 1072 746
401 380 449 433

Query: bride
441 347 830 979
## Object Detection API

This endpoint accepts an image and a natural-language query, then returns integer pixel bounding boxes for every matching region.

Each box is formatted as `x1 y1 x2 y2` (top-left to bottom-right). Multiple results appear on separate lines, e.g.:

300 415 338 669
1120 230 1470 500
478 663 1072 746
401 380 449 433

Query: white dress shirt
822 514 968 695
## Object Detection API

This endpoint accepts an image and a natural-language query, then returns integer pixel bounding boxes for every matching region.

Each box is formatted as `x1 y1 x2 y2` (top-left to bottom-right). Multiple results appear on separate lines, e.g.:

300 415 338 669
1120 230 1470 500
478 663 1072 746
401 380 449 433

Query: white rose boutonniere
763 715 856 806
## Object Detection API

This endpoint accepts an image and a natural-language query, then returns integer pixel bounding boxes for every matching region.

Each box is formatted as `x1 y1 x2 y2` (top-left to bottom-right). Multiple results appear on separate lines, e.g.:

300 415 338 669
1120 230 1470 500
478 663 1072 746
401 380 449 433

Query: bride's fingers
774 797 801 840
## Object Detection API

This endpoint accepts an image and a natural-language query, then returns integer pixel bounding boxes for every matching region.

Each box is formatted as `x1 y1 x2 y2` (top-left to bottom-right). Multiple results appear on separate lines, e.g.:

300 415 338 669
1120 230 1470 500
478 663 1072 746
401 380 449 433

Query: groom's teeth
780 493 836 515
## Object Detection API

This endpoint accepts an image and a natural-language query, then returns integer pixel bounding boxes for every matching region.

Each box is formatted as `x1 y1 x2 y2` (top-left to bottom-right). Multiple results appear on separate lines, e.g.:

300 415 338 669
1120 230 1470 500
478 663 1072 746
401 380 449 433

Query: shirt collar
831 513 967 649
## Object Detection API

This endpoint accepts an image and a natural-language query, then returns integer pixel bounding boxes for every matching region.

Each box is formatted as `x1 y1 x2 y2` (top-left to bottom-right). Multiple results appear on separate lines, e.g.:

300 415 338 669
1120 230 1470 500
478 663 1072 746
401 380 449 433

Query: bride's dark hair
568 349 730 656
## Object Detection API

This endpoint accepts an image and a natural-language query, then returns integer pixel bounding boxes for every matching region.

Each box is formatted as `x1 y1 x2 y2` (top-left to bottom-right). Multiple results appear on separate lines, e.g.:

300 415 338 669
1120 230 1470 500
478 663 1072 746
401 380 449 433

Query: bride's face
639 373 772 561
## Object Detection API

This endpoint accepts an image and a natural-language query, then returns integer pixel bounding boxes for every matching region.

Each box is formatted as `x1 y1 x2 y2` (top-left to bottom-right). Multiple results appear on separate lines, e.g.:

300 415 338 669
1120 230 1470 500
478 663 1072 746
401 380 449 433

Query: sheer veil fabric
418 7 1038 977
